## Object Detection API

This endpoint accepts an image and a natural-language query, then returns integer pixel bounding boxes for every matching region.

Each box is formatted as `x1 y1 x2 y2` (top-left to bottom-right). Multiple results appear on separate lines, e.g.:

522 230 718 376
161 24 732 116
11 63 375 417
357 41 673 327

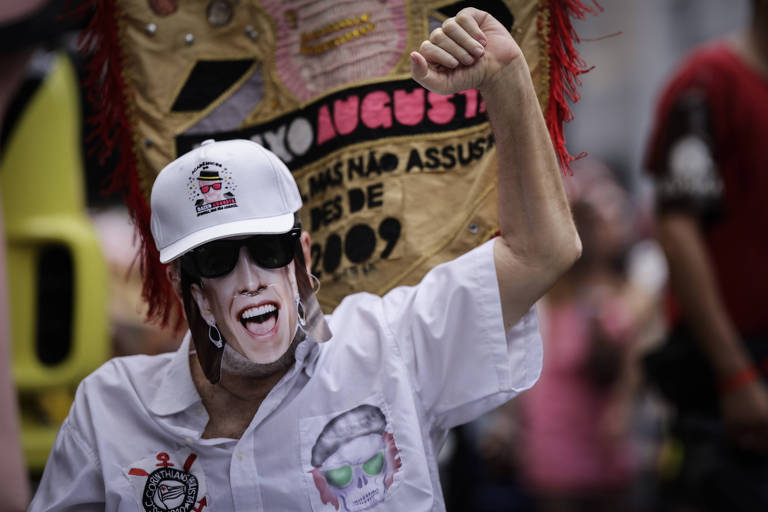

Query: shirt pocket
298 393 406 511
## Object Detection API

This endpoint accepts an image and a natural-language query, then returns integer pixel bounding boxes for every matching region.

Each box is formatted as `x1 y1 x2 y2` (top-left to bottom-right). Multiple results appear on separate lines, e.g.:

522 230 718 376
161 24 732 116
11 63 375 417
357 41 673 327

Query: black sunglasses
181 229 301 278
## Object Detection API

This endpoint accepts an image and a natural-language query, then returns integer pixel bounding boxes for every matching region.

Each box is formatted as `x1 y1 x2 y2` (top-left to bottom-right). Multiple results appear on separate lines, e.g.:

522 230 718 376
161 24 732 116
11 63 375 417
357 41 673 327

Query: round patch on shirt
125 451 209 512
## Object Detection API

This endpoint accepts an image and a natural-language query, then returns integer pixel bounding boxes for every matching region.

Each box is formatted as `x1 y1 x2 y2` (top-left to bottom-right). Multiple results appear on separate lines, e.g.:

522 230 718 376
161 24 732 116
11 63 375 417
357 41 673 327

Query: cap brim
159 213 296 263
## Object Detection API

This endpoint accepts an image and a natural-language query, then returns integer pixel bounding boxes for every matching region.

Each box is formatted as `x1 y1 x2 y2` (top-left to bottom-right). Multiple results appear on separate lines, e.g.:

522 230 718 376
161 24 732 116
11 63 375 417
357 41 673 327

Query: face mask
180 242 330 384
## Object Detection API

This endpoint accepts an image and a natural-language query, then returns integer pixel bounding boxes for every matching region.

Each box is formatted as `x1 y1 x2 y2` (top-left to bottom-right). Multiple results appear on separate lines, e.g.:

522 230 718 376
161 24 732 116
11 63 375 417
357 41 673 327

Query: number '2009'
310 217 401 278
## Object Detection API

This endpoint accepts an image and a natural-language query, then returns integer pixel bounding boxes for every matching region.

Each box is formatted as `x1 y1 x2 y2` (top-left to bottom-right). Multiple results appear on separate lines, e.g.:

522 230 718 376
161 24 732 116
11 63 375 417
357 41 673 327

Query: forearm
481 61 580 322
657 212 751 377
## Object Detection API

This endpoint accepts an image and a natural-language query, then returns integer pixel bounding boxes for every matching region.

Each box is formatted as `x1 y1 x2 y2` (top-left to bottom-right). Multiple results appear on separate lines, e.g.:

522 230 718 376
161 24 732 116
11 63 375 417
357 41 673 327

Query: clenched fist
410 7 524 95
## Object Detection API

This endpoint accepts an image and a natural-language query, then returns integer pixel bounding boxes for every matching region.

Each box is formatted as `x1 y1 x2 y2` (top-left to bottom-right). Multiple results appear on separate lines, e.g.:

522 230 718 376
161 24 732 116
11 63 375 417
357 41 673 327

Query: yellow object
19 388 75 473
0 53 109 470
657 435 686 481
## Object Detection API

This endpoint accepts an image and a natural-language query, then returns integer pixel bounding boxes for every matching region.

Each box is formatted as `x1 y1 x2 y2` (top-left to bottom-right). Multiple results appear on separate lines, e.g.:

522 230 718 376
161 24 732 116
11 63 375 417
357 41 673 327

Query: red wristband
719 365 759 393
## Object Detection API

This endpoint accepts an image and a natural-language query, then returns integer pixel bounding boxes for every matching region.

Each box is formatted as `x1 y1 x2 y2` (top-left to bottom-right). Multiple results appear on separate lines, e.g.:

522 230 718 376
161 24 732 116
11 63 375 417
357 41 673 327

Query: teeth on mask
241 304 277 321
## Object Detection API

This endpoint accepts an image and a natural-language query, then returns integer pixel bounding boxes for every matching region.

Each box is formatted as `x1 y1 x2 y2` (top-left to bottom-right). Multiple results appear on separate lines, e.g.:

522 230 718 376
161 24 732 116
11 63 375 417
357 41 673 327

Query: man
645 0 768 509
30 8 579 510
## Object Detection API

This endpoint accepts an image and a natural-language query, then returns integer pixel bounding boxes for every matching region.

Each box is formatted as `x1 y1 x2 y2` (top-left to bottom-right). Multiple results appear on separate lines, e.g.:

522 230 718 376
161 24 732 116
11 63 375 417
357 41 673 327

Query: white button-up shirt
30 240 541 511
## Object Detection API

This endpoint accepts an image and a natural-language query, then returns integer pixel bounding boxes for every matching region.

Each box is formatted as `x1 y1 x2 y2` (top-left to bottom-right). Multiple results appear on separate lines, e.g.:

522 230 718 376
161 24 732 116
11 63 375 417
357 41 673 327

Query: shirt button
236 452 244 461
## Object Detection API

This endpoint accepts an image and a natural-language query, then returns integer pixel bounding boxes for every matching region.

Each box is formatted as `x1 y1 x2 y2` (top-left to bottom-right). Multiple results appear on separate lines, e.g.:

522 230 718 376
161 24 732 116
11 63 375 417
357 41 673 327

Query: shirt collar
147 332 202 416
296 336 321 377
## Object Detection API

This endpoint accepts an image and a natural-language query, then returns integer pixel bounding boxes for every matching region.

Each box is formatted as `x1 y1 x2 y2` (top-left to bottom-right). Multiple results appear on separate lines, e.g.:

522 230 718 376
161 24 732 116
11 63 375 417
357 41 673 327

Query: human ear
300 231 312 276
189 282 215 325
166 262 183 300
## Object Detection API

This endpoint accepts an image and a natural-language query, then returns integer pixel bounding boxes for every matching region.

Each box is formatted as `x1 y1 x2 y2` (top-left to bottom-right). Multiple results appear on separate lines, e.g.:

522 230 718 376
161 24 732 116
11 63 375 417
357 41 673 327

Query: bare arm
657 211 768 451
410 8 581 329
658 213 749 375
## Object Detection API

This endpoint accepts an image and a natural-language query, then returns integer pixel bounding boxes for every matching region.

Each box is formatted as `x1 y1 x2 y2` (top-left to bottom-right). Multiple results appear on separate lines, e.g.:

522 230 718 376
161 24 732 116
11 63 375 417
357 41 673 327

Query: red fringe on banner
542 0 602 174
76 0 181 327
77 0 600 326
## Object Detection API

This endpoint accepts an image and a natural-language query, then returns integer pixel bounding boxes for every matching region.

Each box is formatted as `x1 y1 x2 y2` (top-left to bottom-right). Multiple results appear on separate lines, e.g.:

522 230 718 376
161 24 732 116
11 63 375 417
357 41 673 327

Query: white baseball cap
150 139 302 263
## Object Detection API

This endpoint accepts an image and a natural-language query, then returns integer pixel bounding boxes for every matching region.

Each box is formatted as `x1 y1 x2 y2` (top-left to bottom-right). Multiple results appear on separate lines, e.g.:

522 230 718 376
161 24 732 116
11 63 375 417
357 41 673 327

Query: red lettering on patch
333 96 359 135
459 89 478 118
316 105 336 145
393 88 425 126
427 92 455 124
361 91 392 129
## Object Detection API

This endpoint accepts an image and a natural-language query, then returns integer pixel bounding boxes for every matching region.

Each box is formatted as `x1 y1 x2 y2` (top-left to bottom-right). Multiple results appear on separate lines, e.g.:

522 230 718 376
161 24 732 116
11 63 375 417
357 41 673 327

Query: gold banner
113 0 549 309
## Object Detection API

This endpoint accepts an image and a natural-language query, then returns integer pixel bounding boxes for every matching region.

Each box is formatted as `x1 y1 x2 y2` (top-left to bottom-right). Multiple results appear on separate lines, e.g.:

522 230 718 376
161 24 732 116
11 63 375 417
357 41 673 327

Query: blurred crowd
1 1 767 511
438 156 669 512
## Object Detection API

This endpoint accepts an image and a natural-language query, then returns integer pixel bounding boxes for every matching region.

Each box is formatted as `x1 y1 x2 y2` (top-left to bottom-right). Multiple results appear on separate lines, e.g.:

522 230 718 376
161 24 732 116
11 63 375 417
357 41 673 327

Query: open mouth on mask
239 302 279 336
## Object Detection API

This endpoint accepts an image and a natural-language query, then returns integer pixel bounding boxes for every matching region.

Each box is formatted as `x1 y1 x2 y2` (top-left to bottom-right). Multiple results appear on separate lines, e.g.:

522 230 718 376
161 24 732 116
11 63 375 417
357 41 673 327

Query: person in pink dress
518 162 645 512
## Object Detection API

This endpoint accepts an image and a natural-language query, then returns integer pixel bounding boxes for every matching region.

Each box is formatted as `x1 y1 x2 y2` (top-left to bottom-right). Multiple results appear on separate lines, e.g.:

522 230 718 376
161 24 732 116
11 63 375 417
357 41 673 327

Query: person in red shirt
645 0 768 508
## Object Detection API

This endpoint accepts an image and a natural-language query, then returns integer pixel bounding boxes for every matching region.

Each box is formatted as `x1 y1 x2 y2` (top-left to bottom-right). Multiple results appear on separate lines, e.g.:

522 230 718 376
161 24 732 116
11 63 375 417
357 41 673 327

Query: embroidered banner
80 0 597 319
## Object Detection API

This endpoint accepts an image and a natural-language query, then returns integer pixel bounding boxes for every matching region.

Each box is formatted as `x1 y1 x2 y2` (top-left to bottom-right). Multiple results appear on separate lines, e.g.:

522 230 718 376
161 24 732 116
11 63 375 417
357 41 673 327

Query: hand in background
721 378 768 453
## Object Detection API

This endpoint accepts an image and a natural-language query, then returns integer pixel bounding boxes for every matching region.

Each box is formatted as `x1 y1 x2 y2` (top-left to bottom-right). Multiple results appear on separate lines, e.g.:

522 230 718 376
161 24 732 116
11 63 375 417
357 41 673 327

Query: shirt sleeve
651 90 723 220
380 239 542 430
28 412 105 511
645 48 726 223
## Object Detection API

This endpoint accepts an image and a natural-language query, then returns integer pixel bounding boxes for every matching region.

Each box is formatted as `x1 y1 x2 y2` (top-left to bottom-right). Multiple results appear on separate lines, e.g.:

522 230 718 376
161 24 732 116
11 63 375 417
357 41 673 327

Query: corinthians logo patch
187 160 238 217
127 451 209 512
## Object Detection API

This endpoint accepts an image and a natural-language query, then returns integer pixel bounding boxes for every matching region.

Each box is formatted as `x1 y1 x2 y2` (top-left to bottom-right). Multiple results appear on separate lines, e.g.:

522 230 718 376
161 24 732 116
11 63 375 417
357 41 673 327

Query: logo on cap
187 161 238 216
